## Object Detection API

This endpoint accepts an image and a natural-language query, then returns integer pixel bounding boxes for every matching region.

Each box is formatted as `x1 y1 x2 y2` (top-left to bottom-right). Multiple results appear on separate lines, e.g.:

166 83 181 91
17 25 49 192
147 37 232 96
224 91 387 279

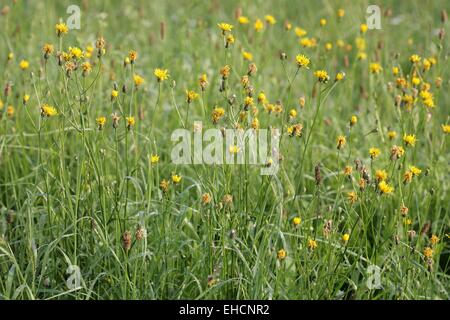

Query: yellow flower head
19 59 29 70
293 217 301 226
336 135 346 150
238 16 250 24
6 106 14 118
375 170 388 182
307 239 318 250
55 22 69 36
172 174 182 184
242 51 253 61
128 50 137 62
423 247 433 258
264 15 276 25
42 43 54 57
378 181 394 194
360 23 368 33
388 130 397 140
337 9 345 18
409 54 421 64
154 68 169 82
403 134 417 147
229 145 240 154
41 104 58 117
409 166 421 176
319 18 327 26
150 154 160 165
295 27 307 37
369 147 381 159
342 233 350 242
289 109 297 118
133 74 145 87
185 90 199 103
23 94 30 105
126 116 135 129
335 71 345 81
217 22 233 34
350 115 357 126
277 248 286 260
254 19 264 32
441 124 450 134
69 47 84 59
369 62 382 74
96 116 106 129
347 192 357 204
314 70 329 83
212 107 225 124
295 54 310 68
111 90 119 99
430 234 440 245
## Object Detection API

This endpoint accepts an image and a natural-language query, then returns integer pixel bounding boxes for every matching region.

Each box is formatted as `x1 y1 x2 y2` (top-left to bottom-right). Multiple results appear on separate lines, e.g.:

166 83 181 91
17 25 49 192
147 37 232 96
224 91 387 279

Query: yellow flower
41 104 58 117
390 145 405 160
23 94 30 105
42 43 54 57
423 247 433 258
69 47 84 59
388 131 397 140
342 233 350 242
350 115 357 126
307 239 318 250
212 107 225 124
244 96 254 107
357 52 367 60
409 54 421 64
430 234 440 245
375 170 388 182
300 37 317 48
360 23 368 33
347 192 357 204
294 27 307 37
293 217 301 226
128 50 137 63
277 248 286 260
254 19 264 32
150 154 160 165
319 18 327 26
172 174 182 184
229 145 240 154
251 117 259 130
344 165 353 176
111 90 119 99
336 135 346 150
126 116 135 129
335 72 345 81
264 15 276 25
133 74 145 87
226 34 235 46
403 134 417 147
185 90 199 103
242 51 253 61
217 22 233 34
154 68 169 82
392 67 400 76
81 61 92 76
199 73 208 90
378 181 394 194
441 124 450 134
6 106 14 118
369 147 381 159
220 65 231 79
314 70 329 83
409 166 421 176
19 59 29 70
7 52 14 61
369 62 382 74
325 42 333 51
238 16 249 24
160 179 169 193
289 109 297 118
96 116 106 129
295 54 310 68
258 92 267 105
287 124 303 137
55 22 69 36
337 9 345 18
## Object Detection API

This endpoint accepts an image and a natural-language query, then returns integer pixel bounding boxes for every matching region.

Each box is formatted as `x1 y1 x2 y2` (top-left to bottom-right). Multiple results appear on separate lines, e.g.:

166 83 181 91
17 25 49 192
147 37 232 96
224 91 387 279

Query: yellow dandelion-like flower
423 247 433 258
441 124 450 134
150 154 160 165
369 147 381 159
242 51 253 61
217 22 233 34
295 54 310 68
133 74 145 87
430 234 440 245
55 22 69 36
388 130 397 140
378 181 394 194
342 233 350 242
347 192 357 204
369 62 382 74
319 18 327 26
336 135 346 150
41 104 58 117
403 134 417 147
254 19 264 32
172 174 182 184
295 27 307 37
409 54 421 64
293 217 301 226
337 9 345 18
19 59 29 70
307 239 318 250
229 145 240 154
154 68 169 82
350 115 357 126
126 116 135 129
185 90 199 103
375 170 388 182
314 70 329 83
96 116 106 130
360 23 368 33
238 16 250 24
277 248 286 260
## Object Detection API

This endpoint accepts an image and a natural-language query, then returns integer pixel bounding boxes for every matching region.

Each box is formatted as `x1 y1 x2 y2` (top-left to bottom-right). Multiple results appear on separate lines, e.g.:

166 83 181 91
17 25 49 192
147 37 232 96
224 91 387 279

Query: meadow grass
0 0 449 299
